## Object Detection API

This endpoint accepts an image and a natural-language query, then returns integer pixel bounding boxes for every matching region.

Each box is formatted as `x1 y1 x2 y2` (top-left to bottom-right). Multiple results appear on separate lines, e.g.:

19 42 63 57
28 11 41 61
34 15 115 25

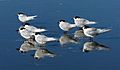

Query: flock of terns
16 13 111 60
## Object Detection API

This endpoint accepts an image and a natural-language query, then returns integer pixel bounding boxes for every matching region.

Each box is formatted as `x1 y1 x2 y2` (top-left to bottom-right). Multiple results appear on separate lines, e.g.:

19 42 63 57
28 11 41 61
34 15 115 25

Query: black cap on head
35 32 40 35
18 12 24 15
24 23 30 25
20 27 25 30
83 25 90 29
74 16 80 19
60 19 66 22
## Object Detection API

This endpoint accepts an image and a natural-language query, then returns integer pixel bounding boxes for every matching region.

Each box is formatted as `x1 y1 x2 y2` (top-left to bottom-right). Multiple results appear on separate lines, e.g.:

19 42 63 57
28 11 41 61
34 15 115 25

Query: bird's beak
17 14 19 16
30 54 34 57
16 48 20 51
16 30 19 32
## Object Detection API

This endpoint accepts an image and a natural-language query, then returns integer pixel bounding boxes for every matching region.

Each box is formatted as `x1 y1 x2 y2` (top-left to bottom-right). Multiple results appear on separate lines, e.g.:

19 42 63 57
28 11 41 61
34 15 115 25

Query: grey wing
86 28 98 36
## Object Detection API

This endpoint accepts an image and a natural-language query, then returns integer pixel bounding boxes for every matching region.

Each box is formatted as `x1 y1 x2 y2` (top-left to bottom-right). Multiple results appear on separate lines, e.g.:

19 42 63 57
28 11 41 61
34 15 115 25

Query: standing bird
34 47 55 60
73 16 96 27
58 20 76 33
18 27 35 39
33 32 58 46
23 23 47 33
82 41 111 52
17 13 37 23
82 25 111 39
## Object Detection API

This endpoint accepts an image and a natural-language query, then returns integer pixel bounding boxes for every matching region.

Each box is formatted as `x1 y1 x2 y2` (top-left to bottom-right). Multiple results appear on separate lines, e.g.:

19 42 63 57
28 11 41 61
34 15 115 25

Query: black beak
16 30 19 32
16 48 20 51
30 54 34 57
80 48 83 51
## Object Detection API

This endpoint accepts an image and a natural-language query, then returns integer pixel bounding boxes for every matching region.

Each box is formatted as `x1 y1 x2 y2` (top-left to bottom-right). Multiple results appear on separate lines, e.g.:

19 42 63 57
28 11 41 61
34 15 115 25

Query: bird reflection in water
74 29 85 39
16 36 56 60
16 36 37 53
82 41 111 53
34 47 55 60
59 34 80 47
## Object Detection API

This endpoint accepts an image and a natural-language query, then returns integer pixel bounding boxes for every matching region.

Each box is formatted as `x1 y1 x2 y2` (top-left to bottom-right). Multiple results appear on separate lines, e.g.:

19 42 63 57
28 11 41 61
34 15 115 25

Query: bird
18 27 35 39
17 12 37 23
59 34 79 46
33 32 58 46
82 25 111 38
58 19 76 33
23 23 47 33
16 38 37 53
82 41 111 52
73 16 96 27
34 47 55 60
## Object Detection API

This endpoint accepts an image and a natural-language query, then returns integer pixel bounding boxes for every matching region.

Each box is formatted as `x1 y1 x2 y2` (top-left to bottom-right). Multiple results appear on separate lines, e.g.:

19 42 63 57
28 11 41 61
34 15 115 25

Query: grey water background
0 0 120 70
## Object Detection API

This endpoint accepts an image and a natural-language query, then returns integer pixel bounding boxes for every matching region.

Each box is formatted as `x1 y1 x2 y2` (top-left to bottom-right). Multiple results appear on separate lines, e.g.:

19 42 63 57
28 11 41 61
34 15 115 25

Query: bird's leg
16 29 19 32
22 22 25 26
78 27 82 30
39 44 45 47
89 37 93 42
64 31 68 34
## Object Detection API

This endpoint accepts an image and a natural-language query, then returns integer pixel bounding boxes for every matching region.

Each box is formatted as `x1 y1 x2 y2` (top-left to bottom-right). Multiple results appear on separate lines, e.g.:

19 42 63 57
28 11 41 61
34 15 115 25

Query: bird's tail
32 15 37 18
88 21 97 24
47 37 58 42
70 24 76 28
29 15 37 20
35 29 47 32
97 45 111 51
71 40 80 44
98 29 112 33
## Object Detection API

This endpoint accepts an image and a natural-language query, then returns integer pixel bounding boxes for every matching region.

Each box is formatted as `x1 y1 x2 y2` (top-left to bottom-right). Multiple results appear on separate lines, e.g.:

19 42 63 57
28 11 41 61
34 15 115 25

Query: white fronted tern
24 23 47 33
59 19 76 32
18 27 35 39
73 16 96 27
34 32 58 46
17 13 37 23
82 25 111 38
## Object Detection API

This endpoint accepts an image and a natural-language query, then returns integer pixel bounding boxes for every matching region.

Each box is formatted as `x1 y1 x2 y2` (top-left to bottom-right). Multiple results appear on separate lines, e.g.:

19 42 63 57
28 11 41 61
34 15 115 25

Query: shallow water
0 0 120 70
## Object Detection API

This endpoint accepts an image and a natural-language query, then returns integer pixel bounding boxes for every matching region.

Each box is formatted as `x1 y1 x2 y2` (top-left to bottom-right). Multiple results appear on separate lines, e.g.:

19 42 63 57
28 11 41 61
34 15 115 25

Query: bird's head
17 12 25 16
20 27 26 30
35 32 40 35
24 23 30 26
73 16 80 19
59 19 66 23
83 49 90 53
16 48 26 53
82 25 90 29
